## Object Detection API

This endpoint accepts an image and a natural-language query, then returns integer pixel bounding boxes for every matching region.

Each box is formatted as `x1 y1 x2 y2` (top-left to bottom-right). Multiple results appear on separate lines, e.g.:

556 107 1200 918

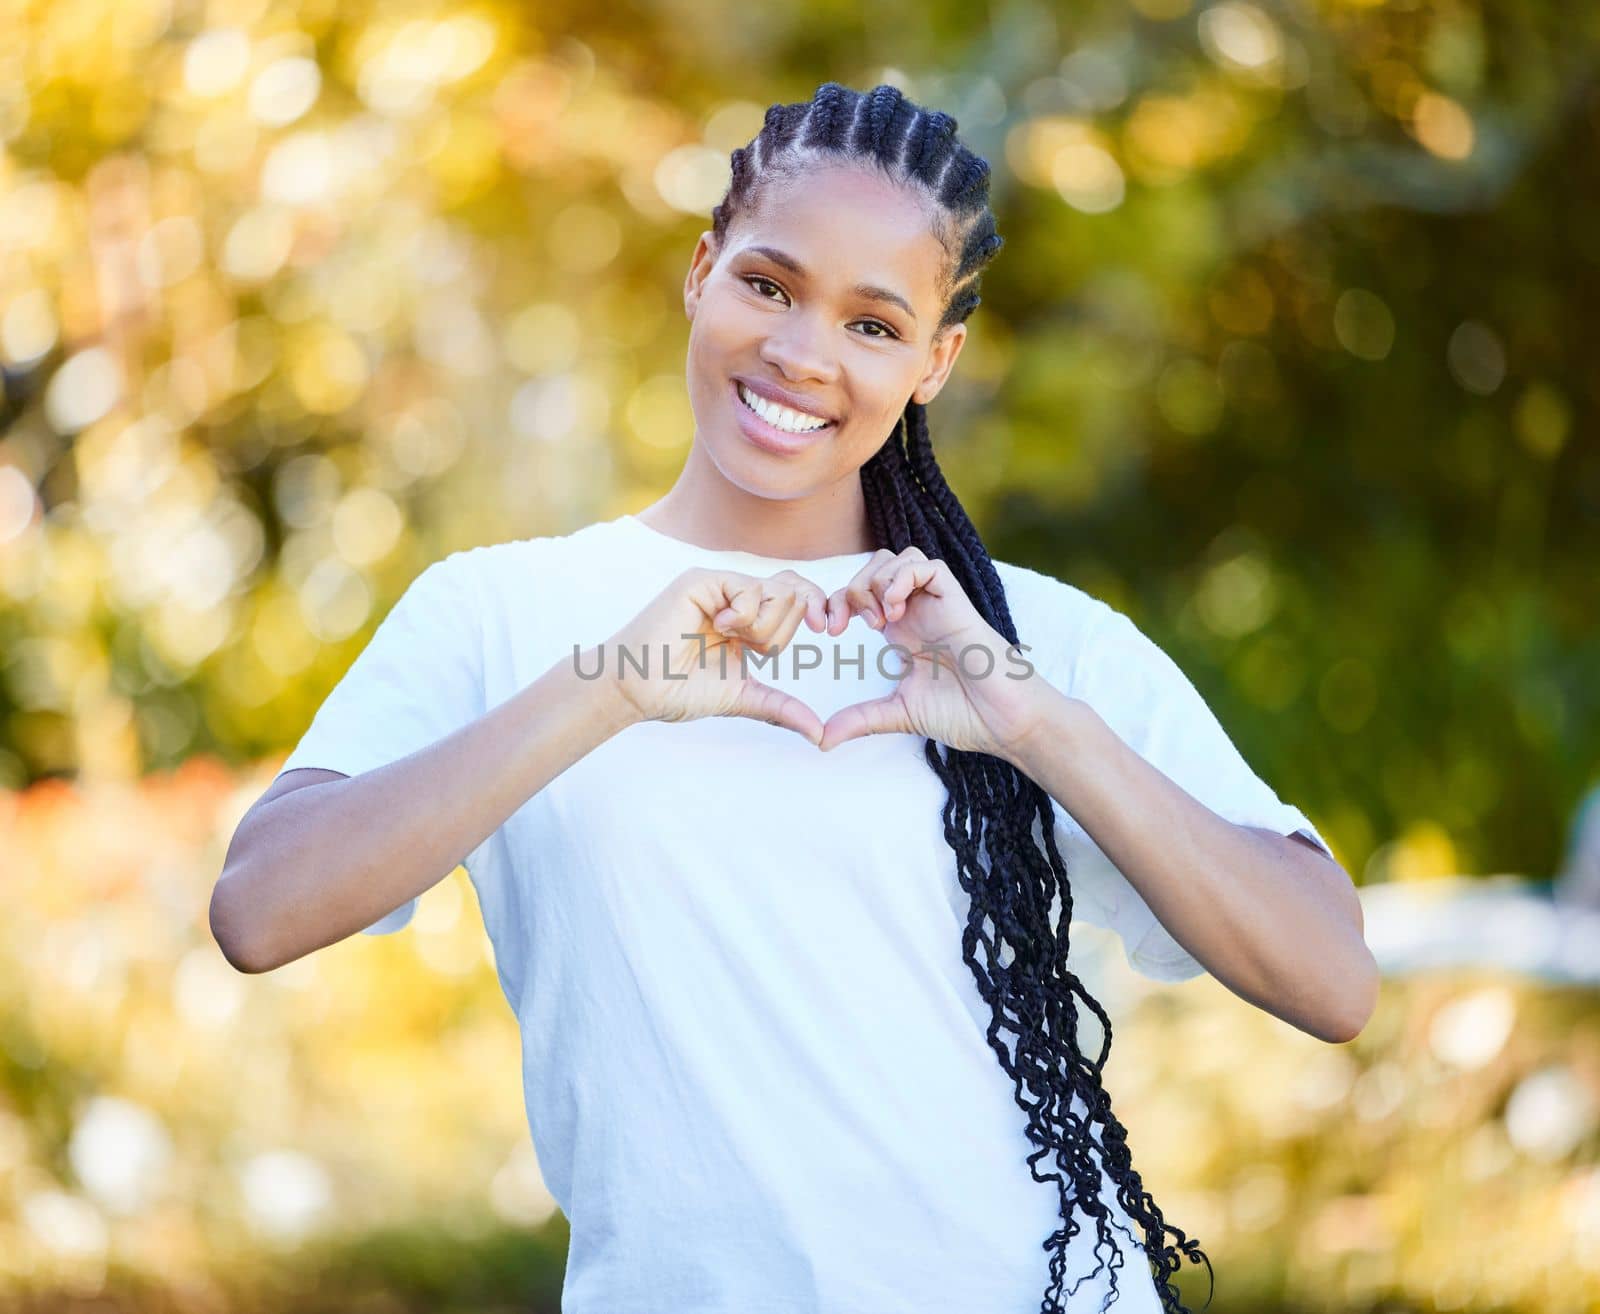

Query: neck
635 446 878 559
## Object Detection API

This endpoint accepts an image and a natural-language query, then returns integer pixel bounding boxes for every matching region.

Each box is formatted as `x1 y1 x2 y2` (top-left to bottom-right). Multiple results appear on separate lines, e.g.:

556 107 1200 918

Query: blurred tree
0 0 1595 886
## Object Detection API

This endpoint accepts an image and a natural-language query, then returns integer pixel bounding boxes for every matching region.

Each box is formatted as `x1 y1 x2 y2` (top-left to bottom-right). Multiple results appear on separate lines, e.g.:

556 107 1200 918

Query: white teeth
738 383 830 434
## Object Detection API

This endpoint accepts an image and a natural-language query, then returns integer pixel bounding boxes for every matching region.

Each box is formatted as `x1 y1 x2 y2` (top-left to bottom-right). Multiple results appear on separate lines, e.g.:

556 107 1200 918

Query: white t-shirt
279 512 1332 1313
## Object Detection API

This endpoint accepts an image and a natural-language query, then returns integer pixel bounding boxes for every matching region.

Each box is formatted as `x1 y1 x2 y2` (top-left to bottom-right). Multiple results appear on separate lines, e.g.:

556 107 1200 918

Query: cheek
860 364 919 419
689 297 758 369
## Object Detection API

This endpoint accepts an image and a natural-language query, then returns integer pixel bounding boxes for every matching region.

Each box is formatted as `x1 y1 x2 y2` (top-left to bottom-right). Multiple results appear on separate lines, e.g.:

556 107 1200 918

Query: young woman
214 82 1373 1314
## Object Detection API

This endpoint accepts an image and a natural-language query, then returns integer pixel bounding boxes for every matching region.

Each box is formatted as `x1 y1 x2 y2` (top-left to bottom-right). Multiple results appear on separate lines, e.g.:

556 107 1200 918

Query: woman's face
682 160 967 499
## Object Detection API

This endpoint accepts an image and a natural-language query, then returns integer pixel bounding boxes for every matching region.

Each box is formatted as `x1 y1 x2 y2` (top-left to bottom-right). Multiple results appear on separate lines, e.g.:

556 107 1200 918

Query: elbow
1322 946 1381 1044
209 873 271 975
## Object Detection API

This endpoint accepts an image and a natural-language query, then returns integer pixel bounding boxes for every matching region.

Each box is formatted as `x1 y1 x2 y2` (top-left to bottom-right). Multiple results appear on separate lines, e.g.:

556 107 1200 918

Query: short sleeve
1051 605 1334 983
277 553 486 935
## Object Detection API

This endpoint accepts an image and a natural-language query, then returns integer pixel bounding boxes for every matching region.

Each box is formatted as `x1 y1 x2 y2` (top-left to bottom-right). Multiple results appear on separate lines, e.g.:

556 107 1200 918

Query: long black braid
711 82 1215 1313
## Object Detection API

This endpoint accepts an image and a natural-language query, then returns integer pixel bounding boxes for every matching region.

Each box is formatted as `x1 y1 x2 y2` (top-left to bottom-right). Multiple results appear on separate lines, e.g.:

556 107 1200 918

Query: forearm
1003 681 1377 1043
219 646 641 972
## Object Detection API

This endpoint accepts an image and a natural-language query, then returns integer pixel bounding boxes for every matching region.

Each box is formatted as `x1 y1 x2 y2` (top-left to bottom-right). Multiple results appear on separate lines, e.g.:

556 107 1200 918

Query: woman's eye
741 276 899 340
745 275 786 301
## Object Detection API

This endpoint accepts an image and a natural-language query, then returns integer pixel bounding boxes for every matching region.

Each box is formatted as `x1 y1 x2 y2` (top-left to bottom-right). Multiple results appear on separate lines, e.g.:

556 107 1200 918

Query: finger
859 556 920 627
846 580 884 628
840 551 896 628
720 572 793 636
818 694 912 752
802 584 828 633
747 587 805 650
880 561 938 622
730 680 824 747
768 572 828 634
870 570 898 623
792 593 819 642
826 588 864 635
750 586 787 638
710 580 759 634
824 589 849 635
765 594 811 651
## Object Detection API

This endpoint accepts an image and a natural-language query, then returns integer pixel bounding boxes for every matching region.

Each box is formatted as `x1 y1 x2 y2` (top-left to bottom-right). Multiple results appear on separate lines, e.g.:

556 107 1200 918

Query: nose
758 310 840 385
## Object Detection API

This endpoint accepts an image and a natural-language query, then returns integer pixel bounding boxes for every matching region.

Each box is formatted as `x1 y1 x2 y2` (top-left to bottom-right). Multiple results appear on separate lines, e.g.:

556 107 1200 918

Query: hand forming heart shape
603 547 1046 760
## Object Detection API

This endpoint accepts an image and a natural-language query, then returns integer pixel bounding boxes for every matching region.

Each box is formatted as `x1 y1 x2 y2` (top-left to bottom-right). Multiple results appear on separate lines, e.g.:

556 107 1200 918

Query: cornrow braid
854 83 901 156
709 81 1216 1314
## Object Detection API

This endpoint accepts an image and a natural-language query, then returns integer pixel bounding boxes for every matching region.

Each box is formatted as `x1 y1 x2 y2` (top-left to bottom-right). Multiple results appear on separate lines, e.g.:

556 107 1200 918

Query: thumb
727 679 824 748
818 694 912 752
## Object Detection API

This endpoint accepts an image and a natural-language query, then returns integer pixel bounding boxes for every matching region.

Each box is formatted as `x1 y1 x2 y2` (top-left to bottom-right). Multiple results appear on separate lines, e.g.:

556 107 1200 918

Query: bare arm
1006 683 1377 1044
210 645 640 974
211 561 837 975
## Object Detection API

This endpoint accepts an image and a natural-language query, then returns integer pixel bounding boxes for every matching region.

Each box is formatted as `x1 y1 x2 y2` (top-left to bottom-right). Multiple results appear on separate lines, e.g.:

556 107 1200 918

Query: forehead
730 161 949 306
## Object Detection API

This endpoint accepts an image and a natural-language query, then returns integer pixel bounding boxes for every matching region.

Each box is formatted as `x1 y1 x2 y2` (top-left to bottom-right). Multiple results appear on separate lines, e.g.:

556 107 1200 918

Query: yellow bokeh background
3 0 1597 1308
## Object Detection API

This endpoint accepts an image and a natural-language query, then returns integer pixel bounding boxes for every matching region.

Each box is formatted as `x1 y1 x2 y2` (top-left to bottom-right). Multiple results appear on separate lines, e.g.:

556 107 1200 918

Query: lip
733 375 837 422
730 378 837 456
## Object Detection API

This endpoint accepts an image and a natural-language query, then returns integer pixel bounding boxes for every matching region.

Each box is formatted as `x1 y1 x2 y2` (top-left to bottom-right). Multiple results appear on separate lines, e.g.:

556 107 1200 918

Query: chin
720 449 820 496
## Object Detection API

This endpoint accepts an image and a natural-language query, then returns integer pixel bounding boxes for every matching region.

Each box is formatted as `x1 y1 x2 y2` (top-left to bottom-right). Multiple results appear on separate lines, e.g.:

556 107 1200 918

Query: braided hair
710 82 1215 1314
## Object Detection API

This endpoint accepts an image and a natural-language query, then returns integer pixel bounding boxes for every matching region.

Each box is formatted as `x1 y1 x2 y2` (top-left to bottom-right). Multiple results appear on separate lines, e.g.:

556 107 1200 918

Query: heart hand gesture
600 552 1045 759
816 547 1041 758
603 566 831 745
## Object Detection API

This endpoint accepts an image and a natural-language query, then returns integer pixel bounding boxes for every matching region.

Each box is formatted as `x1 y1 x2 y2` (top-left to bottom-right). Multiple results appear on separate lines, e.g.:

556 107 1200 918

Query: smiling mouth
733 380 837 434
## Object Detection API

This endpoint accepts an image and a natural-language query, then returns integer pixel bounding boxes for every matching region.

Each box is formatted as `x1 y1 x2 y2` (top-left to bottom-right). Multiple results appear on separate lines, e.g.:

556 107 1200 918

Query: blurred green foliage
1 0 1595 883
4 6 1598 1310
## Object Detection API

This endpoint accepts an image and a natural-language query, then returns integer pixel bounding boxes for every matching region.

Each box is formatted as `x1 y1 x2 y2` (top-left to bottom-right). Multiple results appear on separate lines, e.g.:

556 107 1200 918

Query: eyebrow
741 245 918 323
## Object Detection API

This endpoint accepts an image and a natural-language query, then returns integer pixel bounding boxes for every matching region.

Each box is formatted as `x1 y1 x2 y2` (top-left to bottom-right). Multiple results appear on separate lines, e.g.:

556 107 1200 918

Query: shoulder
432 519 651 639
433 517 627 587
989 556 1110 624
987 555 1121 688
